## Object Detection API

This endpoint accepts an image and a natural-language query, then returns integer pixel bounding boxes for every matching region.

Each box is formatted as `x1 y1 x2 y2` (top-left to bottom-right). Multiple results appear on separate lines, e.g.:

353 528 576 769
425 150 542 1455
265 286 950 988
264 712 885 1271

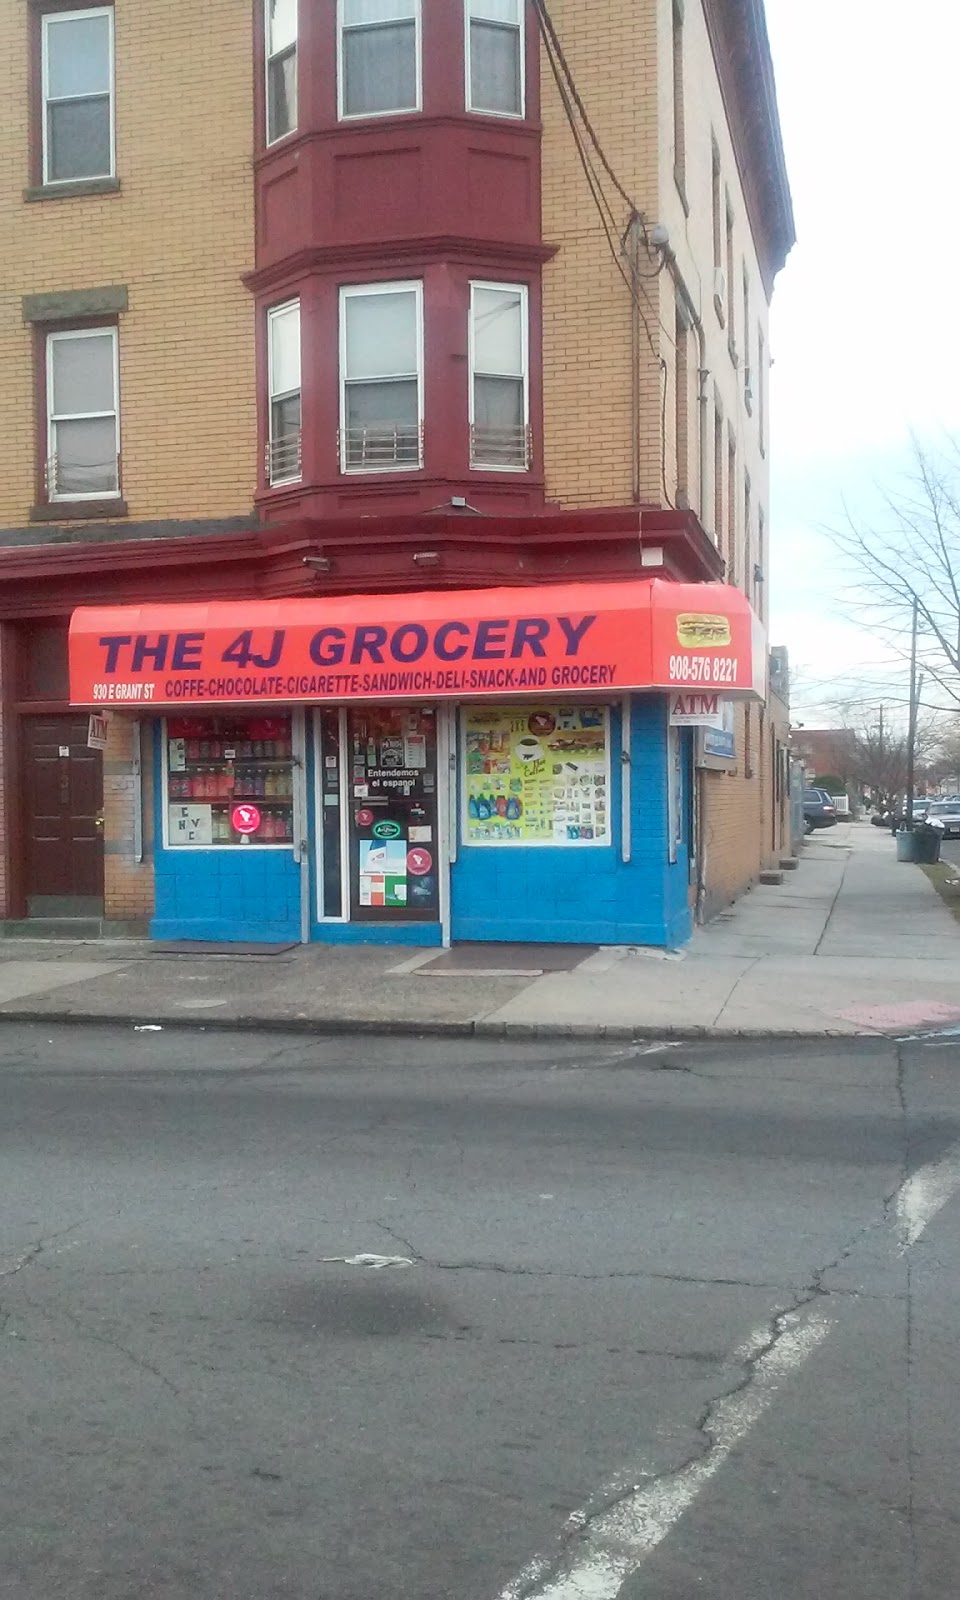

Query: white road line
495 1139 960 1600
496 1313 831 1600
896 1139 960 1249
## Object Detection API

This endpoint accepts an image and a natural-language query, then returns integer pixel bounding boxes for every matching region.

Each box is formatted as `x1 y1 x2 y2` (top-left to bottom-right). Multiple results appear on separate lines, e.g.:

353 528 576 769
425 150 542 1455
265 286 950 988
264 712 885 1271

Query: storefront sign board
668 692 726 728
87 712 109 750
68 581 765 708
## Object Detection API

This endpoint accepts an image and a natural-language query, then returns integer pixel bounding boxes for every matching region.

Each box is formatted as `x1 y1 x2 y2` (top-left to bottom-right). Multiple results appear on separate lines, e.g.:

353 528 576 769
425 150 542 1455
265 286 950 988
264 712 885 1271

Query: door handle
94 811 105 831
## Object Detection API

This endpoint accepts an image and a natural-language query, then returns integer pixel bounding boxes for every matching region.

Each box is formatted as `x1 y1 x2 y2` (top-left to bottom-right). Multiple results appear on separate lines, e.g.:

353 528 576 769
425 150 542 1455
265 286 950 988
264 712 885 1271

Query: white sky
764 1 960 725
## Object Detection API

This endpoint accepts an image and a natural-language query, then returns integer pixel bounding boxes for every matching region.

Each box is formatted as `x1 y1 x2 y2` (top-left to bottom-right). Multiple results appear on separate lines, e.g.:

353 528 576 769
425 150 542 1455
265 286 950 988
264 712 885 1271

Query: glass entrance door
346 706 439 923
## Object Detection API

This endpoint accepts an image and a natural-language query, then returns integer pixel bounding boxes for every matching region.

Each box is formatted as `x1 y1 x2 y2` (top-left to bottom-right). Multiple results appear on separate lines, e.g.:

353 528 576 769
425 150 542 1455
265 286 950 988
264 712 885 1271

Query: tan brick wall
540 0 664 507
103 714 155 924
0 1 256 529
539 0 784 915
654 0 772 564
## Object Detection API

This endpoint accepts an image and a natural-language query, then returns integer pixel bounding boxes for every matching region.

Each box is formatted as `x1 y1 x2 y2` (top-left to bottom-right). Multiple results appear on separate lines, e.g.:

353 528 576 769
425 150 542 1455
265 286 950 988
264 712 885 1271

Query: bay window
466 0 524 118
340 283 423 471
266 0 298 144
469 282 529 469
267 300 301 485
339 0 420 119
42 7 114 184
46 327 120 500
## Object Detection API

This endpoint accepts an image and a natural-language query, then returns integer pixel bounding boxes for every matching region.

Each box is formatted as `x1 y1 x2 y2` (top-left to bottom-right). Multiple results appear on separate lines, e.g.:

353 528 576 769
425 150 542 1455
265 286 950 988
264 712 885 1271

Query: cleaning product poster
463 706 610 845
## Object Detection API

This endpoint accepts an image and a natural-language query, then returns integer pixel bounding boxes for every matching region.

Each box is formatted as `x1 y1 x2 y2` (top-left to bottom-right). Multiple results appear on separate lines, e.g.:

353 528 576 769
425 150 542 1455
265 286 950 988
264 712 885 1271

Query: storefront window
164 715 295 848
462 705 610 845
347 707 439 920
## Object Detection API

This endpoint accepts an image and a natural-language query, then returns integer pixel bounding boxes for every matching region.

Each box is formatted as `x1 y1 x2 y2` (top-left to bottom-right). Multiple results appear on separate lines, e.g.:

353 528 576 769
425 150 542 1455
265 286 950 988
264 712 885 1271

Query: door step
0 917 147 940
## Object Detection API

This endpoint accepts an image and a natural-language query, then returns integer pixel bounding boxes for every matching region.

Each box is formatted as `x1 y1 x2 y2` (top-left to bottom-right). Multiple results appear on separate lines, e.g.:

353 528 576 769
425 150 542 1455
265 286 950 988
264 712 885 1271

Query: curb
0 1007 885 1043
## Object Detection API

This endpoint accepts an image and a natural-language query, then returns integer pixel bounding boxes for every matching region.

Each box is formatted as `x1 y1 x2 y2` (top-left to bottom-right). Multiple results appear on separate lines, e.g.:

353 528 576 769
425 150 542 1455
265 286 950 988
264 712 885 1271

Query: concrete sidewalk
0 821 958 1038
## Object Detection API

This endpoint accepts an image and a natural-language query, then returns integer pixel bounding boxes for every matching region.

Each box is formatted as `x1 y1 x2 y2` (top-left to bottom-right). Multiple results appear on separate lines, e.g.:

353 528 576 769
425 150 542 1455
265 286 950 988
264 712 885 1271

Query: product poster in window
463 706 610 845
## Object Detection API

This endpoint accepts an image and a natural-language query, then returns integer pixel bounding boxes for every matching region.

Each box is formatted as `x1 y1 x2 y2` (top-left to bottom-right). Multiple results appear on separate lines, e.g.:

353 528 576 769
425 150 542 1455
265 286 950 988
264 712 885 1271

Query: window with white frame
340 283 422 471
339 0 419 119
42 7 114 185
466 0 524 117
266 0 298 144
469 282 529 469
267 300 301 485
46 328 120 500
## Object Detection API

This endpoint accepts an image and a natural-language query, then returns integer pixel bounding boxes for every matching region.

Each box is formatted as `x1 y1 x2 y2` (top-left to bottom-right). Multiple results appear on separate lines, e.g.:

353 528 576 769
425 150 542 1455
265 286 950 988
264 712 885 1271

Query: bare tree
829 438 960 710
802 698 951 806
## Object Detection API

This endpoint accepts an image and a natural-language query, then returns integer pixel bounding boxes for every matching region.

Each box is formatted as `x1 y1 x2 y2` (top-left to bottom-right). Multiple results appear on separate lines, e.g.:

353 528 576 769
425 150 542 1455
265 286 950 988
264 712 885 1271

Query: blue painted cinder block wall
150 728 301 944
450 697 692 947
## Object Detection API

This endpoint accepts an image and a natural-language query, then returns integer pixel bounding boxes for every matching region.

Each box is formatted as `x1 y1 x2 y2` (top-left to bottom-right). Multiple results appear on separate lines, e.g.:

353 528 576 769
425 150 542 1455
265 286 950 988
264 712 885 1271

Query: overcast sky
764 1 960 727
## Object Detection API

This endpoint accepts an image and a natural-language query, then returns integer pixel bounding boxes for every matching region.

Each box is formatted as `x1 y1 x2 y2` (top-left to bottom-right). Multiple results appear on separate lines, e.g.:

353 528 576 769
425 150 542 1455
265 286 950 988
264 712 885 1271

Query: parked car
889 798 932 831
803 788 838 832
924 799 960 838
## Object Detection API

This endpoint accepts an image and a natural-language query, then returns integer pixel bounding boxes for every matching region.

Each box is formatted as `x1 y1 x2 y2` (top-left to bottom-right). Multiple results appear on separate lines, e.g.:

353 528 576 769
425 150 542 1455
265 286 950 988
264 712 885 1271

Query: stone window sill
30 499 129 523
23 177 121 203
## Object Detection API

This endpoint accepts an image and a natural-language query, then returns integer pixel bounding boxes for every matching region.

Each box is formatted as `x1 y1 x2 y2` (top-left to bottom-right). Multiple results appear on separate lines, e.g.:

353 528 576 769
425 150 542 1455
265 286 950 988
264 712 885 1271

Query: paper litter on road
133 1024 163 1032
321 1253 413 1270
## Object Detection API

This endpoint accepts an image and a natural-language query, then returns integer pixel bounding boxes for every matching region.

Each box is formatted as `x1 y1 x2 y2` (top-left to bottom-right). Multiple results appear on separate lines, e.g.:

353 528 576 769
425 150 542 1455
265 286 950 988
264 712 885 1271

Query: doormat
417 943 596 976
149 941 298 958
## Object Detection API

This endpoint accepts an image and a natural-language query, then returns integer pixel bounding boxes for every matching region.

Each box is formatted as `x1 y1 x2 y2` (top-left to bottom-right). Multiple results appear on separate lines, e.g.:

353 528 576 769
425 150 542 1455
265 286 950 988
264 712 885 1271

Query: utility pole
878 704 884 806
905 596 919 829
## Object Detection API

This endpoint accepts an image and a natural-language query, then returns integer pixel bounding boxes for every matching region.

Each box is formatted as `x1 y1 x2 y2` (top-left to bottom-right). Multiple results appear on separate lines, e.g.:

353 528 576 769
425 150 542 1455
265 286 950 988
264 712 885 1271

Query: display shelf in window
163 714 296 848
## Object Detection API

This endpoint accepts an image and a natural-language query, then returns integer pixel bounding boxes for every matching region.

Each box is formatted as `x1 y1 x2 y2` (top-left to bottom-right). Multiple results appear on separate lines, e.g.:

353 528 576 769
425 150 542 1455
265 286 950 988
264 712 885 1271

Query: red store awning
68 579 767 709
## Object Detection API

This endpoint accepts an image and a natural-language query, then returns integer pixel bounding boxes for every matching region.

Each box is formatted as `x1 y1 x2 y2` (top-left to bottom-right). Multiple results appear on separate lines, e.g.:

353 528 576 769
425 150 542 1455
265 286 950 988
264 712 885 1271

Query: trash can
897 827 941 864
896 828 919 862
915 828 942 864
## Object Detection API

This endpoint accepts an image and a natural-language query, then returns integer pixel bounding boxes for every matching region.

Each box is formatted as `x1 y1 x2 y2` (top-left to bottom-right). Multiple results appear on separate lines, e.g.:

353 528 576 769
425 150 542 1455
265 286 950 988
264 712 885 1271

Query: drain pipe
658 242 709 529
654 238 713 923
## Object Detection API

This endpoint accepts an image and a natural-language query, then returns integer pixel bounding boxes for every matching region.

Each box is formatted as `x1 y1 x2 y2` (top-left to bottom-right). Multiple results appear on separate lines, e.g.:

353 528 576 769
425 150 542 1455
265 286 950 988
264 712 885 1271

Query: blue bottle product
477 795 491 820
468 794 480 820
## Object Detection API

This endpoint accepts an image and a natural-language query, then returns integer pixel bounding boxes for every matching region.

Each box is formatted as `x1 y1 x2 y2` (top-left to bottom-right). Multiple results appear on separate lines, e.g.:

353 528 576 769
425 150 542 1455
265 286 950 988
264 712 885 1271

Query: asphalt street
2 1023 960 1599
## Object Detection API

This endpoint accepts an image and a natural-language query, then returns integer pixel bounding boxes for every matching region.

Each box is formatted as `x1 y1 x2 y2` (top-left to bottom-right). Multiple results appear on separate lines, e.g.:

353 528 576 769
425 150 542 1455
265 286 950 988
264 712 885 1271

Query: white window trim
46 325 120 502
336 0 422 123
267 299 302 486
264 0 298 147
41 6 116 186
339 280 424 475
160 719 298 853
464 0 525 120
468 279 530 472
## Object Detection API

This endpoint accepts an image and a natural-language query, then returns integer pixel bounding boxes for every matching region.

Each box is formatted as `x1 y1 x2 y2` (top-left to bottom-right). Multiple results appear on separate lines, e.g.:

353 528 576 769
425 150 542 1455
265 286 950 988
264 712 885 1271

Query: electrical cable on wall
533 0 675 506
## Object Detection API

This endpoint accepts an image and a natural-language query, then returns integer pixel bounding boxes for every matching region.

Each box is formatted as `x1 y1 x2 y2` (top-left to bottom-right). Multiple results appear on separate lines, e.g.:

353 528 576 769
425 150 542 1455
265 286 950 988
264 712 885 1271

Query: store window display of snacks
164 715 295 846
462 706 610 845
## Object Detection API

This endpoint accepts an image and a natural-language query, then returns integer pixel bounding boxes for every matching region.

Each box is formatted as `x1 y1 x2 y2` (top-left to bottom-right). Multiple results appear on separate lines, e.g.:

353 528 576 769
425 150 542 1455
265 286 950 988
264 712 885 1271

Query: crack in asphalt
501 1124 913 1599
16 1288 188 1406
504 1295 829 1599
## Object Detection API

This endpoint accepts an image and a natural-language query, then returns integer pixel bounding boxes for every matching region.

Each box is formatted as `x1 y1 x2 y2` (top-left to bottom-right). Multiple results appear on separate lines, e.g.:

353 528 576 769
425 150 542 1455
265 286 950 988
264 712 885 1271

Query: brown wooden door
23 715 104 916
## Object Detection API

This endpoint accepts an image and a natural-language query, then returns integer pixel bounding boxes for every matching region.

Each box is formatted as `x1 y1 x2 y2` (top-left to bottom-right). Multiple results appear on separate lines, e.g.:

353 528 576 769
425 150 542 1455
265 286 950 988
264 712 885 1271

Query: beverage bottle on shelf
187 739 200 761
